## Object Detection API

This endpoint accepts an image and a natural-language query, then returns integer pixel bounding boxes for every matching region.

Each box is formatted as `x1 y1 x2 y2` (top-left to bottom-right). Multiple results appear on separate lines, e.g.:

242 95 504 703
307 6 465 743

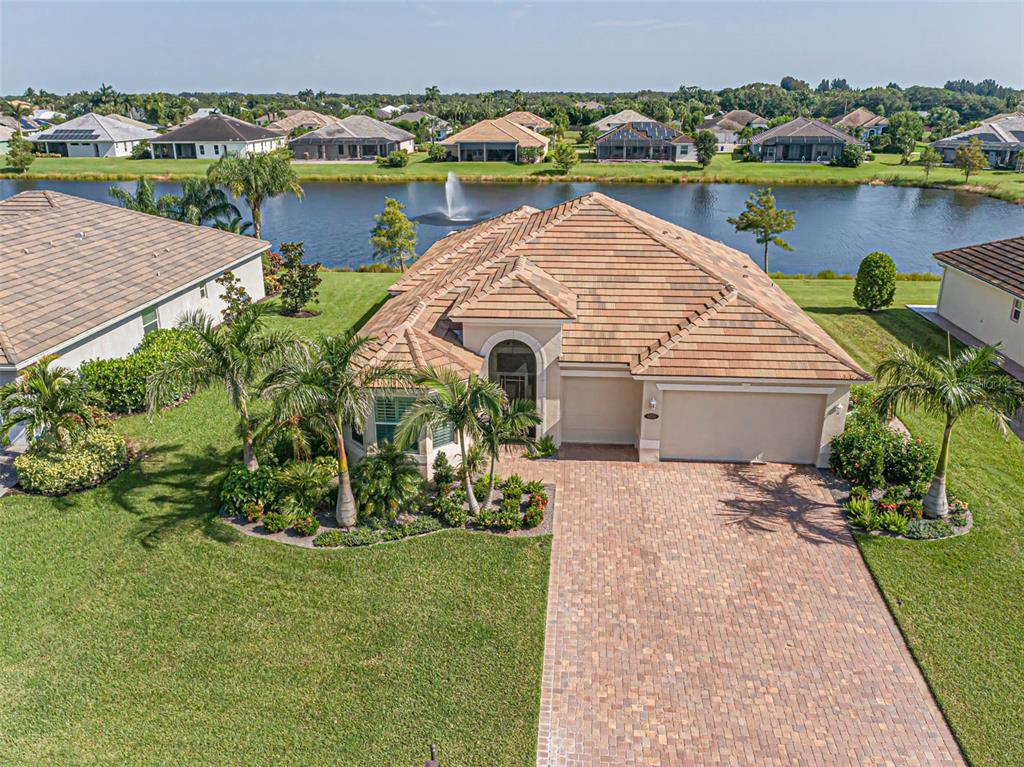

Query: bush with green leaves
502 473 525 500
832 144 865 168
220 465 279 516
15 427 129 494
262 511 293 533
433 488 468 527
854 252 897 312
277 241 322 316
876 509 909 535
883 435 934 494
80 329 197 413
474 473 498 504
829 412 889 489
432 451 456 488
312 516 442 547
292 514 320 537
523 500 544 529
517 146 541 164
277 458 333 515
528 434 557 459
845 497 878 530
427 143 449 161
351 441 424 522
477 497 522 530
376 149 410 168
906 518 954 540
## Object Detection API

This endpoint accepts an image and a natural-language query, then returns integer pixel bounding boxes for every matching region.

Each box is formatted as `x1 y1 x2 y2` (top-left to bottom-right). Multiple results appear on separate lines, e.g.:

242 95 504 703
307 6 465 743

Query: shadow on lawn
801 305 952 357
715 463 853 548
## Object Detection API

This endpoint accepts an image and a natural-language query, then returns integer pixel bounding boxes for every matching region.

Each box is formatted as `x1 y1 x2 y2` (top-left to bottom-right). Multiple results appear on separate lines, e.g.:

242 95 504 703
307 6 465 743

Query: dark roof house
151 114 287 159
289 115 415 160
595 121 694 162
749 117 862 162
931 114 1024 169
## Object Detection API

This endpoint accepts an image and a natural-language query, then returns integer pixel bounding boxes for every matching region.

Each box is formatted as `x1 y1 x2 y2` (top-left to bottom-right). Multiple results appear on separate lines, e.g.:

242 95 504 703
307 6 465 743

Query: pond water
2 178 1020 274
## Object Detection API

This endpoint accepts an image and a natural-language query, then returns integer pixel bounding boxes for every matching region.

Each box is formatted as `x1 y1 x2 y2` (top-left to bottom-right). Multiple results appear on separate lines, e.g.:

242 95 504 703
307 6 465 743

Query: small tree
918 146 942 181
953 137 988 182
0 356 93 447
895 133 916 165
727 188 796 272
517 146 541 164
887 110 924 158
853 251 897 311
215 270 252 324
5 130 34 172
694 130 717 167
130 140 151 160
427 143 449 161
370 197 418 272
277 241 322 316
833 144 865 168
551 141 579 174
478 399 542 506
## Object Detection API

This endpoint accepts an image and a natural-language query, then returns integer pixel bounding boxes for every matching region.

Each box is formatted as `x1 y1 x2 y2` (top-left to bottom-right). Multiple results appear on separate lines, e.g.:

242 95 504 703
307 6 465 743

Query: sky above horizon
1 0 1022 95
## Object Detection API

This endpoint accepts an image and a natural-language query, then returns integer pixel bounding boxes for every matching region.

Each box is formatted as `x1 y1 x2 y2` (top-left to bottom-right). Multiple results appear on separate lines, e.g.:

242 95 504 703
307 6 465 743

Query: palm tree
206 150 303 239
265 333 407 527
212 213 255 235
109 177 159 215
146 304 293 471
874 343 1024 518
157 178 239 226
350 440 422 522
395 367 504 516
0 355 93 447
479 399 541 506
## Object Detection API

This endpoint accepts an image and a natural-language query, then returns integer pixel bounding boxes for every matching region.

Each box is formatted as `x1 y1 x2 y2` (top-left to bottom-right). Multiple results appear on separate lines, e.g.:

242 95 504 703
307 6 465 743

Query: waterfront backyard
1 272 1022 765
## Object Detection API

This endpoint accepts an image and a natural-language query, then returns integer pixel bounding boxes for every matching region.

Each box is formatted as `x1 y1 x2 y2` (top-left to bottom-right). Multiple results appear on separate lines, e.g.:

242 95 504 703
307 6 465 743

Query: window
214 145 220 155
374 396 416 449
1013 298 1022 323
432 421 454 447
351 420 364 446
199 282 208 299
199 145 205 156
141 306 159 335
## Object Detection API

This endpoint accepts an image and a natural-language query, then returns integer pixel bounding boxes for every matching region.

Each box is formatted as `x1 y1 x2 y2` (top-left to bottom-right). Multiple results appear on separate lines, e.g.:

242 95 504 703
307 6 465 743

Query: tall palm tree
109 177 159 215
395 367 504 516
479 399 541 506
212 213 254 235
146 304 293 471
157 178 239 226
265 333 407 527
0 355 93 447
206 149 303 239
874 343 1024 518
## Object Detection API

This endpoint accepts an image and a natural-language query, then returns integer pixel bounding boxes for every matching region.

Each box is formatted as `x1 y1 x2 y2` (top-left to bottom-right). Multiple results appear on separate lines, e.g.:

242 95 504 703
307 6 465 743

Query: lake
2 178 1020 274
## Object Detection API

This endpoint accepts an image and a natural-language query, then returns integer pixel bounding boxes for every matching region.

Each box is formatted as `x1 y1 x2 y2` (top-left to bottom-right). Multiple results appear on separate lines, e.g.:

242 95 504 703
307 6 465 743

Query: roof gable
440 118 549 147
935 236 1024 299
33 112 159 142
153 114 282 143
751 117 859 145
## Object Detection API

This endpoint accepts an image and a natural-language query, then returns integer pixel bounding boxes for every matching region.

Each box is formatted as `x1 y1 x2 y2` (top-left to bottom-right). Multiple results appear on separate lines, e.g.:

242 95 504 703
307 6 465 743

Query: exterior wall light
649 397 657 411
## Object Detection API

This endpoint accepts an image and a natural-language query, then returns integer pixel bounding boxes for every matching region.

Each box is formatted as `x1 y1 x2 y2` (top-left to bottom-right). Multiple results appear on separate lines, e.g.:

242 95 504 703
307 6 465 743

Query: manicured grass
0 272 549 767
5 150 1023 203
780 279 1024 767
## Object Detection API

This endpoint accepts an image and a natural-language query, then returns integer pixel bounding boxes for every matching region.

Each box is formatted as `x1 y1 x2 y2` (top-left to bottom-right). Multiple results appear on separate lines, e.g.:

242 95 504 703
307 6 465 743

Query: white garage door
562 377 641 444
660 390 824 464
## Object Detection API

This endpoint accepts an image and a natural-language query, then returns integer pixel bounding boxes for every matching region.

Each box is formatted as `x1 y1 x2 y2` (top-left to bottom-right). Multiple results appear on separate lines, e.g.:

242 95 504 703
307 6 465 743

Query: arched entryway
488 339 537 406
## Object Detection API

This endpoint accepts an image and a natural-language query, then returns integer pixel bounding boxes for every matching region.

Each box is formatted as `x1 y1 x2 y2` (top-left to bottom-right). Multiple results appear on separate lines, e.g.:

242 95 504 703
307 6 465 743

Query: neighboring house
981 111 1024 124
349 192 868 476
439 117 549 162
0 191 268 442
185 107 221 121
504 110 552 133
391 110 450 139
931 114 1024 169
31 112 160 157
934 236 1024 377
591 109 653 133
749 117 863 163
595 121 694 162
831 107 888 138
289 116 415 160
151 114 287 159
374 105 406 119
698 110 768 150
104 113 159 130
0 125 15 155
574 100 604 111
0 114 42 134
31 108 65 122
260 110 342 134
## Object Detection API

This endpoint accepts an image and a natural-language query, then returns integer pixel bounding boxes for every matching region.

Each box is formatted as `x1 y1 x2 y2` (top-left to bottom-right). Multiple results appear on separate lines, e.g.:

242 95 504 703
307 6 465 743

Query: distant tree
129 139 151 160
108 177 158 214
815 79 831 93
207 149 303 239
425 85 441 102
370 197 418 272
214 270 252 324
277 241 322 316
551 141 579 174
213 213 254 235
887 111 925 163
5 130 35 172
895 133 917 165
853 251 897 311
918 146 942 181
727 188 795 272
694 130 717 167
579 125 598 146
832 144 865 167
927 106 960 140
780 76 809 92
953 137 988 181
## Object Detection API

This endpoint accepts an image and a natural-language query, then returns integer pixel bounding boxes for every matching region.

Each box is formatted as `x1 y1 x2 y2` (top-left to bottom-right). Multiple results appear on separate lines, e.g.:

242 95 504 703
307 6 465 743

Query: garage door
562 377 641 444
660 390 824 464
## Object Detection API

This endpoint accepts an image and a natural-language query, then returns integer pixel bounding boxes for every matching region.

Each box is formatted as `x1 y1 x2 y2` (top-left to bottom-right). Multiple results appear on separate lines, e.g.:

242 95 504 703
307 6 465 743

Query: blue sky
2 0 1021 94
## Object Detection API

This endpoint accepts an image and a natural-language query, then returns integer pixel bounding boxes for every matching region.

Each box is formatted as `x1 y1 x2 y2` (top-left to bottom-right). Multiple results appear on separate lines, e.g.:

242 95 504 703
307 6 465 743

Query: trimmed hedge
16 428 129 494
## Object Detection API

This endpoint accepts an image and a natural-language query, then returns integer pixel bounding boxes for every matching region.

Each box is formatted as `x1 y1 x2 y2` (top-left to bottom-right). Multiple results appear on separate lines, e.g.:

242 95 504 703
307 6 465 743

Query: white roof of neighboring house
32 112 160 143
0 125 16 142
591 110 654 132
932 115 1024 150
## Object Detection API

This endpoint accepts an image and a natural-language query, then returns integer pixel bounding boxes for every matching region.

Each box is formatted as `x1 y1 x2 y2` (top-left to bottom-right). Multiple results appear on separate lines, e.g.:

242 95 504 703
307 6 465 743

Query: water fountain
413 172 491 227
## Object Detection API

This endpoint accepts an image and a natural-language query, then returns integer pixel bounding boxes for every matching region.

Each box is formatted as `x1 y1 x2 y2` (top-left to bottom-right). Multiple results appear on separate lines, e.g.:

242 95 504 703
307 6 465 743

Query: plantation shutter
374 396 417 449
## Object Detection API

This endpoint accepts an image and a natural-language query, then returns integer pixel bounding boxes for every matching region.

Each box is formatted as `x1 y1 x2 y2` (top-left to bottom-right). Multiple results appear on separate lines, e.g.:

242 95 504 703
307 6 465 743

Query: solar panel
47 130 99 140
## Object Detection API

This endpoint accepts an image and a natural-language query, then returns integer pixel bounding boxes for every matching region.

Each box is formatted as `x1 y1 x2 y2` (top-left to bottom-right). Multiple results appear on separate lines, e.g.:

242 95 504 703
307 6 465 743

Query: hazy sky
2 0 1022 94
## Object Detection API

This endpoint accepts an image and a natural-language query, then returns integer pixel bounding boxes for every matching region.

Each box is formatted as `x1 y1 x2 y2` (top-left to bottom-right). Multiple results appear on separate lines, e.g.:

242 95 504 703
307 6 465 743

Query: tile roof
935 236 1024 299
391 111 449 127
505 111 552 130
699 109 767 132
591 110 653 132
153 114 282 143
360 193 868 382
289 115 414 143
266 110 342 133
440 118 550 148
0 191 269 368
831 108 888 130
32 112 160 143
751 117 861 145
931 115 1024 150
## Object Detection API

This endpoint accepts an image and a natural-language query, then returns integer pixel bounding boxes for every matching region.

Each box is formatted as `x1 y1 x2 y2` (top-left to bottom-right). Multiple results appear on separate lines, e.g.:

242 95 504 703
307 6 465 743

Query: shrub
130 140 152 160
502 473 525 499
853 252 897 312
277 458 333 516
242 501 265 523
517 146 541 164
352 441 424 522
884 436 934 495
376 149 410 168
262 511 293 533
849 485 870 502
829 413 889 489
523 501 544 529
292 514 321 537
473 473 498 504
845 497 878 530
220 465 278 515
80 328 196 413
906 518 954 540
876 509 909 535
528 435 556 459
478 498 522 530
403 516 442 536
15 428 129 494
277 242 322 316
215 270 252 324
832 144 865 168
432 451 456 488
427 143 449 161
434 488 468 527
524 479 545 496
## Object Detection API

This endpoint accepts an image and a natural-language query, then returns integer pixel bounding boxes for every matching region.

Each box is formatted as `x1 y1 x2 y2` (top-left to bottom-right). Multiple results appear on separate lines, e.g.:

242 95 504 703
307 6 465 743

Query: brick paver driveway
533 455 964 767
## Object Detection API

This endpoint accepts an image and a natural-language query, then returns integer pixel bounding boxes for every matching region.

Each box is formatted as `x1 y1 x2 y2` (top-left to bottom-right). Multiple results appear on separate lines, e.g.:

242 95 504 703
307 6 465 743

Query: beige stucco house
348 193 869 475
935 236 1024 373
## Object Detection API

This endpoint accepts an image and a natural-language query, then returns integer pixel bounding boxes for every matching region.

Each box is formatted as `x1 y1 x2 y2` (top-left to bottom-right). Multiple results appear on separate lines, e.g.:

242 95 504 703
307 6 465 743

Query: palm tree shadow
714 463 853 548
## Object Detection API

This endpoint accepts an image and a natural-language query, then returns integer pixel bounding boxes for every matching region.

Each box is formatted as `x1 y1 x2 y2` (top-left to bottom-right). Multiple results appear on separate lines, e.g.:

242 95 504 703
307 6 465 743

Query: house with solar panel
30 112 160 158
594 121 695 162
150 114 287 160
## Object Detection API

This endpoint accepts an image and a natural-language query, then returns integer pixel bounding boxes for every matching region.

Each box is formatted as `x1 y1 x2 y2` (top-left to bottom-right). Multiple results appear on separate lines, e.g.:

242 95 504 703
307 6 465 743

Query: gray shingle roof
32 112 160 143
932 116 1024 150
289 115 415 143
750 117 860 145
153 114 282 143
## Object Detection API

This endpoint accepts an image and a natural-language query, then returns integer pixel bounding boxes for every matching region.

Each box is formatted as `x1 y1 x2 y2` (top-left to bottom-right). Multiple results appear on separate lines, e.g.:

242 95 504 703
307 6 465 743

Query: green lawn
5 150 1023 203
780 279 1024 767
0 272 550 767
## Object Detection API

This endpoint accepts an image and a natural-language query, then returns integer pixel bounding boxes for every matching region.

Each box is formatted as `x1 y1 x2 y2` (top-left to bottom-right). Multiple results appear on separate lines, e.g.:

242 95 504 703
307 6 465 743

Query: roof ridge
633 287 737 373
511 257 576 317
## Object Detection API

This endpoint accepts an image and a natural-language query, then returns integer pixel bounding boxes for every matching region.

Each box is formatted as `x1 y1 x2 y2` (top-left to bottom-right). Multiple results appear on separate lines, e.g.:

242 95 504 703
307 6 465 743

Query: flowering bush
16 427 129 494
220 465 278 516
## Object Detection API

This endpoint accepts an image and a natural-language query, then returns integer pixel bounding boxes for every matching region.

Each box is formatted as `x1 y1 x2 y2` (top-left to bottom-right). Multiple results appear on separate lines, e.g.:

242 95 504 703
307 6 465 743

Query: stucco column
638 381 662 463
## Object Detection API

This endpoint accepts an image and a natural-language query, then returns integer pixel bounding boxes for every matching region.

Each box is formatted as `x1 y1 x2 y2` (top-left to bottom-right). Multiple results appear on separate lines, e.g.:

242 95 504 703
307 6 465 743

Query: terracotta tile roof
935 236 1024 299
699 109 767 132
504 111 552 130
440 118 550 148
265 110 342 133
591 110 653 132
360 193 868 382
0 192 269 368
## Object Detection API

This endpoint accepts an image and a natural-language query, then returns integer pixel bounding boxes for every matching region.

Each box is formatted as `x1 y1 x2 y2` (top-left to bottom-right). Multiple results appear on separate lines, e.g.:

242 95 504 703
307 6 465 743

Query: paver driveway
533 455 964 767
